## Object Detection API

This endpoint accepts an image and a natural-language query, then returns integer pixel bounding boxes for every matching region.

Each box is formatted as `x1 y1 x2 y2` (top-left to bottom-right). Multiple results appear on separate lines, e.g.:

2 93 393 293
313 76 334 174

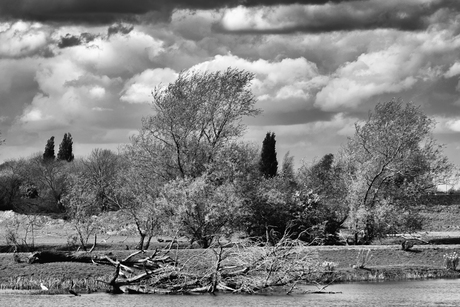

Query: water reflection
1 279 460 307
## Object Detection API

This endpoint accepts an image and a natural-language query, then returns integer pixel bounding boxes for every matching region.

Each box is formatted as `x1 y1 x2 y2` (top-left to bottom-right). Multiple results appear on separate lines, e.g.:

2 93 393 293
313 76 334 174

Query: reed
0 275 112 292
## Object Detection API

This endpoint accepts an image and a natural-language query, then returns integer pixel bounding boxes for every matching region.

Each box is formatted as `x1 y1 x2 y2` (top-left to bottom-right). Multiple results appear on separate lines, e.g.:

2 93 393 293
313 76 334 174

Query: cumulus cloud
445 62 460 78
56 29 164 77
217 0 460 34
121 68 178 104
315 28 460 111
0 21 53 58
190 54 323 113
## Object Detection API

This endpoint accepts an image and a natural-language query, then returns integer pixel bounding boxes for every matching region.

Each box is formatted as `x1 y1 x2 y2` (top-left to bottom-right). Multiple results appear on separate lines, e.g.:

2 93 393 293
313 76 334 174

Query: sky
1 0 460 172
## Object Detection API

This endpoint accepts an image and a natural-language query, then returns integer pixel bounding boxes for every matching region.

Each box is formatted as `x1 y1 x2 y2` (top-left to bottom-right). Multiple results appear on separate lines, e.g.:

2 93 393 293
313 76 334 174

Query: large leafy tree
341 100 457 243
43 136 55 161
57 133 74 162
130 68 260 180
259 132 278 178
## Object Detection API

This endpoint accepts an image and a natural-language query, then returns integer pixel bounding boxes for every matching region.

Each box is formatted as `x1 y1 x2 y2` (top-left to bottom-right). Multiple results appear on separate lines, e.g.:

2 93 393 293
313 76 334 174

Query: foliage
63 173 102 250
3 212 47 251
443 252 459 270
110 156 164 250
43 136 55 161
240 175 335 245
130 67 260 180
320 261 337 272
259 132 278 178
157 175 243 248
280 151 295 182
0 163 22 210
298 153 349 237
12 154 69 210
81 149 120 212
341 100 457 243
57 133 74 162
204 141 260 185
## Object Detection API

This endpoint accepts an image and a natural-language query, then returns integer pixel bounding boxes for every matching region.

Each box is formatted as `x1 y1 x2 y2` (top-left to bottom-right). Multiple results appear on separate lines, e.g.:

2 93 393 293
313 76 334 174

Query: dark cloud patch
108 22 134 36
58 32 97 48
0 0 357 24
216 0 460 34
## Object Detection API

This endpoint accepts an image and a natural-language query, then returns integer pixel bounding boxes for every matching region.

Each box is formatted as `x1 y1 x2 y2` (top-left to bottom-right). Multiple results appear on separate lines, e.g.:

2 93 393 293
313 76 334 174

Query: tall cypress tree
57 133 74 162
43 136 55 161
259 132 278 178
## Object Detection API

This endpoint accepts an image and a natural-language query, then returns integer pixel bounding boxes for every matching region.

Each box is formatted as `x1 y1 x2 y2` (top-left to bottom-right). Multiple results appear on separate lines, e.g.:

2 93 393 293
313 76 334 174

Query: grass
1 202 460 292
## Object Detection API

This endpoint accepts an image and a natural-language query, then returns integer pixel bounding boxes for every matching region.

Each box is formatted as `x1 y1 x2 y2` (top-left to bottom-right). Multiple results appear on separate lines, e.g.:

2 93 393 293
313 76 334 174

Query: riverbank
1 243 459 293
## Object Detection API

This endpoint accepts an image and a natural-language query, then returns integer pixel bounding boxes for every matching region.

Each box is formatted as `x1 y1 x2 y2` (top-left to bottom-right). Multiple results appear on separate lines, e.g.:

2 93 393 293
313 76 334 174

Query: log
28 251 95 264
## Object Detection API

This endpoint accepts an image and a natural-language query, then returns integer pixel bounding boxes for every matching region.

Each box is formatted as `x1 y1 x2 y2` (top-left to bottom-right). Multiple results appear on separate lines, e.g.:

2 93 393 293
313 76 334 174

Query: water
1 279 459 307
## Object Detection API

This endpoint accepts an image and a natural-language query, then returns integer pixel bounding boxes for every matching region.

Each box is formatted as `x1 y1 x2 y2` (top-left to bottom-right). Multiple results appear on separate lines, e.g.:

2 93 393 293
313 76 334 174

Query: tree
43 136 55 161
341 100 457 243
111 156 165 250
0 161 22 211
64 173 103 250
157 175 243 248
298 154 349 244
130 68 260 180
57 133 74 162
81 149 120 212
13 154 68 212
259 132 278 178
241 174 329 245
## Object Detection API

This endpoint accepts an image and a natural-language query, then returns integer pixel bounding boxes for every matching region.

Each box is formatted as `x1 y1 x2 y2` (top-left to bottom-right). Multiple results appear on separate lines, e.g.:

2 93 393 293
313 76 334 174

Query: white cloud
59 29 164 76
314 29 460 111
445 62 460 78
121 68 178 104
89 86 106 99
0 21 51 58
191 54 321 113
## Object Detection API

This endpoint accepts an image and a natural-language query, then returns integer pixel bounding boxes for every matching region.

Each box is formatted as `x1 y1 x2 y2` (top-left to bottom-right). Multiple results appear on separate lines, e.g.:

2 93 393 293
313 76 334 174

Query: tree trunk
28 251 94 264
136 232 146 250
144 235 153 250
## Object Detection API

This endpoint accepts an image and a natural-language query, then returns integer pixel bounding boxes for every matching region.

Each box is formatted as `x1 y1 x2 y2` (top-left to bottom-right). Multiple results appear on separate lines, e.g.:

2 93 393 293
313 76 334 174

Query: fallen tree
27 238 336 294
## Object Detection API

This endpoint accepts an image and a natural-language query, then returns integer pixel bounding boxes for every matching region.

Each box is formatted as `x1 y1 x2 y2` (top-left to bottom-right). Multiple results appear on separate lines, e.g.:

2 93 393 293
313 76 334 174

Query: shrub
443 252 459 270
320 261 337 272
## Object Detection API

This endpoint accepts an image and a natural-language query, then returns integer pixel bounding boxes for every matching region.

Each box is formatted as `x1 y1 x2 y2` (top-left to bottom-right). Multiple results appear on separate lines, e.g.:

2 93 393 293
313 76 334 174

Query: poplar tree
43 136 55 161
57 133 74 162
259 132 278 178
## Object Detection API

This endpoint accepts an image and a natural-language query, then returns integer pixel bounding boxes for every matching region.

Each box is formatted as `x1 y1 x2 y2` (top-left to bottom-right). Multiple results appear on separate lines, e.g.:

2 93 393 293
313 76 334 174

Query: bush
443 252 459 270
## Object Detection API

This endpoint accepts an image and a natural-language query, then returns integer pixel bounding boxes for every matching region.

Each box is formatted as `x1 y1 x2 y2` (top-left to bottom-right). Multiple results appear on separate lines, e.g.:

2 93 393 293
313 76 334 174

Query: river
1 279 459 307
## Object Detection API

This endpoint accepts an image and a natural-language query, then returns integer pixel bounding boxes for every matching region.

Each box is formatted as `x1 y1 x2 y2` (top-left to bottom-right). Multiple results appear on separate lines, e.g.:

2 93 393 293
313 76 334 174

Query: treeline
0 68 457 250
